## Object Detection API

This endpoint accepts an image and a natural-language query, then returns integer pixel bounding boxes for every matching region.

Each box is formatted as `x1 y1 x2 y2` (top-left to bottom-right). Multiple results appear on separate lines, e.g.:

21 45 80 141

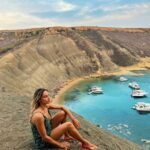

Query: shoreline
53 58 150 104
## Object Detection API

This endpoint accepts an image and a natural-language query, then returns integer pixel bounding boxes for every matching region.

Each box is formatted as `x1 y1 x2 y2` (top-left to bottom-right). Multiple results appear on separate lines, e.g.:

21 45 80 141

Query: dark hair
31 88 48 112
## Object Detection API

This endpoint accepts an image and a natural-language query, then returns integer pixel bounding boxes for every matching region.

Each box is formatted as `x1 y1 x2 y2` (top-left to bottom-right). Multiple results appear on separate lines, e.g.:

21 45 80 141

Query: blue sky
0 0 150 30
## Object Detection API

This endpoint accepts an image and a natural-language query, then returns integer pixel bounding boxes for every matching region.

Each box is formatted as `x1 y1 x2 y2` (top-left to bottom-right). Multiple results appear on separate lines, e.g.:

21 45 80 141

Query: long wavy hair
31 88 48 113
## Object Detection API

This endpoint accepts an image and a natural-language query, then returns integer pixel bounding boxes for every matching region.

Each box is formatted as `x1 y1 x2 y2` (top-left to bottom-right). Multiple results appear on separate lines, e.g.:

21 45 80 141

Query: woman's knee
65 122 74 129
58 111 66 121
60 110 66 117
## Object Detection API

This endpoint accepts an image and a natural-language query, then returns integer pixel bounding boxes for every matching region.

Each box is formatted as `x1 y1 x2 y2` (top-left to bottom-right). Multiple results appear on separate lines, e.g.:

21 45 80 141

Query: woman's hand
72 118 81 129
59 141 70 149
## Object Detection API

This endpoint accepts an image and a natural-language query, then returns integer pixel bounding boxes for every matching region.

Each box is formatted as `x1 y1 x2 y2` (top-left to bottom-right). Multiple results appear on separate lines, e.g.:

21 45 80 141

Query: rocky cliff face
0 27 150 94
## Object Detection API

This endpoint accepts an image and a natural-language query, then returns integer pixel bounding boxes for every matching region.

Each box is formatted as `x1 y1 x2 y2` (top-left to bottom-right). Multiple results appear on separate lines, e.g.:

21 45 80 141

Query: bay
63 70 150 148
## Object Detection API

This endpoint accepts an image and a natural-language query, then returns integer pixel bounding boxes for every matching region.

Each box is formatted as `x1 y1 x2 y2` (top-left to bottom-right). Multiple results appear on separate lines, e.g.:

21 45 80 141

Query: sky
0 0 150 30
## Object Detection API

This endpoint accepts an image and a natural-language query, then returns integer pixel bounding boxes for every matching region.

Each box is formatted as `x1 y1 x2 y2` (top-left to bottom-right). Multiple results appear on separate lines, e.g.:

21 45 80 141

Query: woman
30 88 97 150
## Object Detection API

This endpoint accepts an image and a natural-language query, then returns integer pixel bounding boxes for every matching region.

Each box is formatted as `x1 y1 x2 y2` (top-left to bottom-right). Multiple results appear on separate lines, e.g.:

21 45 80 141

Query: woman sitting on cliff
30 88 97 150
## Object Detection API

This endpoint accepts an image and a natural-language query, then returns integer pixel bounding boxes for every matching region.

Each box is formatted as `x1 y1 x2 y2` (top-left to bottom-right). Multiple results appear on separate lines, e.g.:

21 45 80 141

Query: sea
63 70 150 149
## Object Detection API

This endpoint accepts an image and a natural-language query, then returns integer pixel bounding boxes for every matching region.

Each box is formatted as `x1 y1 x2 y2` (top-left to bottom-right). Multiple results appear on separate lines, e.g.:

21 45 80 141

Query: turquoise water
63 71 150 148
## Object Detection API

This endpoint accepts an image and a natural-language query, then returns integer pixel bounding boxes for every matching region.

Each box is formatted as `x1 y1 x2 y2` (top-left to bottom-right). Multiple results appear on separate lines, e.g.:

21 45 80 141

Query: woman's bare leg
66 123 97 149
51 111 72 139
51 111 67 129
51 122 70 140
51 122 97 149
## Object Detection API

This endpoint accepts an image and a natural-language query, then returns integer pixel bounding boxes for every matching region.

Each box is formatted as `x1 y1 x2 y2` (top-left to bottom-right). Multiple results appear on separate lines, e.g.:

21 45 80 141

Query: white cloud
0 0 150 29
61 3 150 28
0 12 58 30
0 0 77 13
76 6 92 16
0 0 77 29
101 3 150 12
53 0 77 12
27 0 77 13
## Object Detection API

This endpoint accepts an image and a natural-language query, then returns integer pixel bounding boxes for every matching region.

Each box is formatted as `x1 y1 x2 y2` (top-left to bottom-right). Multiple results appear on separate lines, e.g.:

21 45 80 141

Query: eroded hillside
0 27 150 94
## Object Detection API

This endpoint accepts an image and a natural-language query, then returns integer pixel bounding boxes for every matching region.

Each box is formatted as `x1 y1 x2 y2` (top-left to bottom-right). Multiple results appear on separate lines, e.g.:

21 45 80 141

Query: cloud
0 0 77 13
60 2 150 28
0 12 58 30
27 0 77 13
53 0 77 12
99 2 150 12
73 2 150 26
0 0 150 29
76 6 92 16
0 0 77 29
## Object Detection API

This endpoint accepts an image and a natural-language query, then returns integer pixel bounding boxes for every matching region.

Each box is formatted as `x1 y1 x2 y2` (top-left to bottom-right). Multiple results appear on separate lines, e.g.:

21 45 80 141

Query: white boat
89 86 103 94
131 90 147 98
133 102 150 112
119 76 128 82
129 82 140 89
141 139 150 143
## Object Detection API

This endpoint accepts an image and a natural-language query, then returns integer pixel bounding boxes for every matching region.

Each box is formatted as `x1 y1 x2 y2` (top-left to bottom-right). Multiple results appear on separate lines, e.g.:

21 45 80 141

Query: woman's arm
62 106 81 129
47 103 80 129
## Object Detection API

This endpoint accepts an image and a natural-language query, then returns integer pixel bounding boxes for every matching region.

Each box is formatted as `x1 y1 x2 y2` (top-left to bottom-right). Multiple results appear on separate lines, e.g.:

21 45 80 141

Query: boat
131 90 147 98
129 82 140 89
132 102 150 112
119 76 128 82
141 139 150 143
89 86 103 94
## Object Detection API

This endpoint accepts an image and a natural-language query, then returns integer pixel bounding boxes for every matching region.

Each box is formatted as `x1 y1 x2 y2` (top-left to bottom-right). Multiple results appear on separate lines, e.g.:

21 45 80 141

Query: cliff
0 27 150 95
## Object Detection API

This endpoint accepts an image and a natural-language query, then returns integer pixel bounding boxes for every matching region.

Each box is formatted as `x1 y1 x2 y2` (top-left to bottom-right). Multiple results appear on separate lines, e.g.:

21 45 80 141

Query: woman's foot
81 142 97 150
81 144 97 150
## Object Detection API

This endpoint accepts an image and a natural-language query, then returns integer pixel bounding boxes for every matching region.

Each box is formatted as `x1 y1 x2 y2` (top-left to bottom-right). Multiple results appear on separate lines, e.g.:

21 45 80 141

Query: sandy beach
54 58 150 104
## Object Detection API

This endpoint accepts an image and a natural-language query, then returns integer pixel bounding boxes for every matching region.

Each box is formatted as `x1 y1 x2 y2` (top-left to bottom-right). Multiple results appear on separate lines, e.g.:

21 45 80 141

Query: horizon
0 0 150 30
1 26 150 32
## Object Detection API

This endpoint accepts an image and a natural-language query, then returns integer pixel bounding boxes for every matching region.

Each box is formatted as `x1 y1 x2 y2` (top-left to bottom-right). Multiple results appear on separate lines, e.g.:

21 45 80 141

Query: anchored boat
88 86 103 94
133 102 150 112
129 82 140 89
131 90 147 98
